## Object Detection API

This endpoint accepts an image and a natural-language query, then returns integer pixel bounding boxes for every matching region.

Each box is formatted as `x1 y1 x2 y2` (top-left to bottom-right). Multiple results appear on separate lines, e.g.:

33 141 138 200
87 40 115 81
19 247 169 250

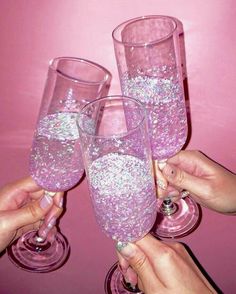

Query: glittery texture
37 112 79 140
88 153 157 242
30 112 84 191
121 68 188 161
116 241 128 252
157 179 167 190
181 190 190 198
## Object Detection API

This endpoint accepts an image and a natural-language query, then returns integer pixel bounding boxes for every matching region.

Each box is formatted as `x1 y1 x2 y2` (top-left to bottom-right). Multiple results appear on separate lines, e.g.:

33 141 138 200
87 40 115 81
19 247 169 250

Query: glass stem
23 231 51 252
161 198 178 215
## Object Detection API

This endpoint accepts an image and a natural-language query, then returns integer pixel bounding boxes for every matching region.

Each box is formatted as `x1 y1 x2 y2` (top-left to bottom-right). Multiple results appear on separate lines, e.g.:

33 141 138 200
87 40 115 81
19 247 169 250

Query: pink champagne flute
112 15 200 239
77 95 157 294
7 57 111 273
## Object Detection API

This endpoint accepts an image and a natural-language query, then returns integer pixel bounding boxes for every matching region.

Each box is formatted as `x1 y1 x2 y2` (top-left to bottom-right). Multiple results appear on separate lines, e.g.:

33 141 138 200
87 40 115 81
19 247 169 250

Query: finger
1 192 54 232
165 186 182 201
13 219 42 241
162 163 210 201
117 251 130 273
0 177 43 210
136 235 188 285
116 241 164 293
1 177 42 197
37 192 64 238
117 252 138 289
53 192 64 209
167 150 216 175
167 242 216 291
138 236 215 291
166 150 201 172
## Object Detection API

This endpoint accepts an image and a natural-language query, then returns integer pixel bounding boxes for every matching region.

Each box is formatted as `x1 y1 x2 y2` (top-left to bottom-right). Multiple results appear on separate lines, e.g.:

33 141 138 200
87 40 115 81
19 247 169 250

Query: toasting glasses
77 95 157 294
7 57 111 273
112 15 200 239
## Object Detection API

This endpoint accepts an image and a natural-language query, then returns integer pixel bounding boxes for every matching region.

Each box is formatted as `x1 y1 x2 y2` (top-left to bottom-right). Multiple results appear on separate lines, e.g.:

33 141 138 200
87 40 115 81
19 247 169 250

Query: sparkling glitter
30 112 84 191
37 112 79 140
121 67 188 160
88 153 157 242
78 114 96 135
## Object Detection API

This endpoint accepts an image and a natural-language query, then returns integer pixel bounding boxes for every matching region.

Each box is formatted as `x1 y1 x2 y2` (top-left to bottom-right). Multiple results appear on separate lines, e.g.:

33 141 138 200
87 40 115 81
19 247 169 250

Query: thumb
5 193 53 231
162 163 207 198
116 242 163 292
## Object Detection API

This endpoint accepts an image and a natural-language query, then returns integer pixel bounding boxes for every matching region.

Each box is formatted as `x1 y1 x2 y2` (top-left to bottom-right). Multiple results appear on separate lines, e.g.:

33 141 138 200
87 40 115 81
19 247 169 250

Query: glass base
105 262 143 294
151 196 200 239
7 230 70 273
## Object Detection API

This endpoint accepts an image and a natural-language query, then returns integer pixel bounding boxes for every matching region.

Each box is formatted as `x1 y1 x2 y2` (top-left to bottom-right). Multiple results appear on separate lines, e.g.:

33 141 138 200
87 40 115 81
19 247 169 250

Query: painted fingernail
116 242 135 258
45 191 56 197
157 179 167 190
158 161 166 170
40 194 53 209
181 190 190 198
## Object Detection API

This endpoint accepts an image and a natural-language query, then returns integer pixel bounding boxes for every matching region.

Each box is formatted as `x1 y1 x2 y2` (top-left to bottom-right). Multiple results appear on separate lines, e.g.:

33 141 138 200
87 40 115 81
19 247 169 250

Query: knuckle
159 245 177 263
202 183 214 199
0 216 8 233
192 150 200 155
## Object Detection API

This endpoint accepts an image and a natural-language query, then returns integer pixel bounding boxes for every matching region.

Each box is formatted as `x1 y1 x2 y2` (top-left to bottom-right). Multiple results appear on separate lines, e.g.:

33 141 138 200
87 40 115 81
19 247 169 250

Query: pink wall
0 1 235 293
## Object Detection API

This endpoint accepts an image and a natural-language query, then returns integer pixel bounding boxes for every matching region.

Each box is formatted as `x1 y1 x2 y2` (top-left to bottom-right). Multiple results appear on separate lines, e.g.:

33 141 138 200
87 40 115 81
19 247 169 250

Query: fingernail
39 217 56 238
181 190 190 198
116 242 135 258
157 179 167 190
158 161 166 170
45 191 56 197
40 194 53 209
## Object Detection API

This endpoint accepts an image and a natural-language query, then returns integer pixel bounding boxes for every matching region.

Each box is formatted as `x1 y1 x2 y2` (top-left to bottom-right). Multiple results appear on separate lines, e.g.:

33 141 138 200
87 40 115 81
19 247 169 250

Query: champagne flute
77 95 157 294
112 15 200 239
7 57 111 272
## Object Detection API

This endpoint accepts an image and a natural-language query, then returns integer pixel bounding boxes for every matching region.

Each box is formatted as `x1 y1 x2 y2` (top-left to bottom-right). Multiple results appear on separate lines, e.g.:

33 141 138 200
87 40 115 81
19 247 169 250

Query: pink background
0 0 235 293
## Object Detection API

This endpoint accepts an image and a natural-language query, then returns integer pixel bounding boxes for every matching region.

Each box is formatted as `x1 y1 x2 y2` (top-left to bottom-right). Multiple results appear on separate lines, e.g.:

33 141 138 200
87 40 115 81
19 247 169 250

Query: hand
117 234 216 294
161 150 236 214
0 177 63 253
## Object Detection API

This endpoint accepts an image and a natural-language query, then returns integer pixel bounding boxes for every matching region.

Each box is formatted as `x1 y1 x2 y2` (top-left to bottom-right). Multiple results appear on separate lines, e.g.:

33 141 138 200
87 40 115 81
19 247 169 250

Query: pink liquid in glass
121 71 188 161
29 112 84 191
88 153 157 242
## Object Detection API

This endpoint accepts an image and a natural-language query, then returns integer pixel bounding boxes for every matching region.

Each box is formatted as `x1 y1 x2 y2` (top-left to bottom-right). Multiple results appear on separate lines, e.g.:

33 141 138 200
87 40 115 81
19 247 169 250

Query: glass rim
49 56 111 85
112 15 178 47
77 95 147 140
